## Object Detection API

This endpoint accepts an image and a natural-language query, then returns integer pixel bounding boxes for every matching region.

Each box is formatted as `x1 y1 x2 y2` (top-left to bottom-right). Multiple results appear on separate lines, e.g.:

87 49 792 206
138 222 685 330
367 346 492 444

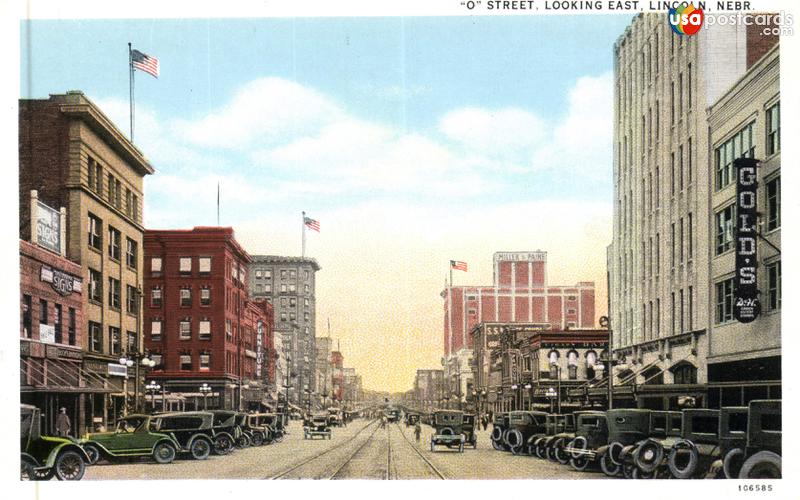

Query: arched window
567 350 579 379
585 350 598 379
642 366 664 386
548 350 560 379
671 362 697 385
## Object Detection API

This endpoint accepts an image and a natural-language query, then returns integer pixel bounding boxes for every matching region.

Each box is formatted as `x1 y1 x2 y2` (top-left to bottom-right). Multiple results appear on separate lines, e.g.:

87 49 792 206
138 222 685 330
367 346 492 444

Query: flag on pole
450 260 468 272
131 49 159 78
304 216 320 232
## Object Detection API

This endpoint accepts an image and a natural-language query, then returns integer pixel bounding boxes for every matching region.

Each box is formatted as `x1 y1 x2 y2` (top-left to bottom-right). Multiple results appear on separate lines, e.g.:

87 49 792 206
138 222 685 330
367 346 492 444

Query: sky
21 15 633 392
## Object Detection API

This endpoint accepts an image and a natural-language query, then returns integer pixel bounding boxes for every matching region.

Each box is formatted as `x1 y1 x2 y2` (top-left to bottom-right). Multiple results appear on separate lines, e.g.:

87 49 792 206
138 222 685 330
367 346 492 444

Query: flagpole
301 211 306 258
128 42 135 142
448 262 453 360
216 182 220 225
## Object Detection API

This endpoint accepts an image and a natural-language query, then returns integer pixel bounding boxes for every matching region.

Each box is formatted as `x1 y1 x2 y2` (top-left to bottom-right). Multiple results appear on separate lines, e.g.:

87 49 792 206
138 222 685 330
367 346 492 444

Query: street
84 418 606 480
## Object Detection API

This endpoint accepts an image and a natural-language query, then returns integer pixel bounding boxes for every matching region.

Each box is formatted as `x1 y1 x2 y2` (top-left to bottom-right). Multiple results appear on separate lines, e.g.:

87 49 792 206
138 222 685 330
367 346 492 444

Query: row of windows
254 283 311 294
87 322 136 354
21 295 77 346
150 256 212 275
715 261 781 324
149 286 212 308
253 268 311 281
87 156 139 223
150 318 213 341
87 213 138 268
714 102 780 191
87 269 140 314
715 176 780 256
145 352 211 371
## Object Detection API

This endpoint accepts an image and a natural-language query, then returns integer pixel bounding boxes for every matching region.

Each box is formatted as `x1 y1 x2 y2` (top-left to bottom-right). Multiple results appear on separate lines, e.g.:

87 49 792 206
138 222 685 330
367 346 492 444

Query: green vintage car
79 414 180 465
20 404 90 481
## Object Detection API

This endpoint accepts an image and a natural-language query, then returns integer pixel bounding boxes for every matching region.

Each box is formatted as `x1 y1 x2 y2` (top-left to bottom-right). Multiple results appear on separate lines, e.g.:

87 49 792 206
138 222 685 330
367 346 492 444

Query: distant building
342 367 363 405
315 337 333 404
143 227 273 411
248 256 320 407
331 350 344 403
413 369 445 412
19 91 154 430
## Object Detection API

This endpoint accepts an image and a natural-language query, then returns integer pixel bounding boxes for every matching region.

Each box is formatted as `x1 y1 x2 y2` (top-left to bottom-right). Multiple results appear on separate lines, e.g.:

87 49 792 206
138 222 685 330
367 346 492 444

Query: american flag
304 217 320 232
450 260 468 272
131 49 159 78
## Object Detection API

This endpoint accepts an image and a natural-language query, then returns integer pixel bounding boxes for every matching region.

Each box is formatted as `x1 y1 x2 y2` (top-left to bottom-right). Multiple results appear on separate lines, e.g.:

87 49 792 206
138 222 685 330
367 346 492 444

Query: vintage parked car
461 414 478 449
706 406 749 478
626 410 683 478
234 413 253 448
531 414 576 460
148 411 216 460
501 411 547 455
737 400 781 479
328 408 343 427
304 413 332 439
79 414 180 466
597 409 652 477
21 404 91 481
490 412 510 451
268 413 287 442
247 413 274 446
430 410 465 452
548 411 598 464
666 409 721 479
208 410 240 455
565 411 610 471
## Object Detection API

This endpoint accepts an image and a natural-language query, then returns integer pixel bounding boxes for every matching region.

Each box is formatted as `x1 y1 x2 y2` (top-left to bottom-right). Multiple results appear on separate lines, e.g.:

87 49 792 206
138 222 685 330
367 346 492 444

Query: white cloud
172 77 344 150
439 107 547 157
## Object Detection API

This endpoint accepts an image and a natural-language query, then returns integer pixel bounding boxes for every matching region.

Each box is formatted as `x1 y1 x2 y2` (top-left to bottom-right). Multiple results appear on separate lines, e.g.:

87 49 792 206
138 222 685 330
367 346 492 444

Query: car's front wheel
83 444 102 465
54 450 86 481
214 435 234 455
251 432 264 446
153 442 176 464
191 438 212 460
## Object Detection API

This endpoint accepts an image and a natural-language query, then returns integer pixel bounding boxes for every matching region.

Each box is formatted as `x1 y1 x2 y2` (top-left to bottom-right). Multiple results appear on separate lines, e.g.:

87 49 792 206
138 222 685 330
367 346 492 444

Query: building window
151 353 162 368
289 270 296 279
89 321 102 352
280 312 287 322
108 174 115 205
180 319 191 340
766 102 780 155
715 122 755 190
151 287 162 307
200 353 210 371
88 157 97 192
255 269 262 279
107 226 121 260
108 277 121 309
687 213 693 260
290 313 296 321
87 213 102 250
265 270 272 279
688 286 693 331
180 287 192 307
151 320 162 341
289 284 296 293
126 238 137 268
22 294 32 338
151 257 162 275
199 320 211 340
132 195 139 223
767 261 781 310
289 298 297 308
256 284 263 293
226 320 232 338
304 284 309 294
280 270 287 279
125 188 132 218
199 257 211 274
767 177 780 231
670 223 676 267
265 284 272 293
672 363 697 385
200 288 211 306
110 326 121 355
715 204 735 255
715 278 735 324
88 268 102 302
179 257 192 274
126 331 137 352
68 308 76 345
180 354 192 371
54 304 62 343
126 285 139 314
280 284 287 293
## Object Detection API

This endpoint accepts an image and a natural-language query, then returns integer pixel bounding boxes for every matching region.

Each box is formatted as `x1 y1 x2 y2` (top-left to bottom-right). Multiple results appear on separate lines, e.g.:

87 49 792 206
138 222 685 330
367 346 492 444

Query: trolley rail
394 422 447 479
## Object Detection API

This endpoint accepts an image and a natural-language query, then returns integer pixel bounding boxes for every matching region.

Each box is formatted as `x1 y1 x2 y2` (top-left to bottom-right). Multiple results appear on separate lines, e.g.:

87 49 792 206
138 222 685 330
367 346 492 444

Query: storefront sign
39 324 55 344
256 320 263 378
83 360 108 373
108 363 128 377
45 345 83 361
40 265 82 296
734 157 761 323
36 200 61 253
20 340 31 356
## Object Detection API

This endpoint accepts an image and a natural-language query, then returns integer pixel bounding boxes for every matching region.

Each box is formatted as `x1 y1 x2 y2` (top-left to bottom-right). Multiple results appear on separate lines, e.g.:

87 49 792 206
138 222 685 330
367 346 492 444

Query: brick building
19 91 153 428
413 369 445 412
331 350 344 403
143 227 273 410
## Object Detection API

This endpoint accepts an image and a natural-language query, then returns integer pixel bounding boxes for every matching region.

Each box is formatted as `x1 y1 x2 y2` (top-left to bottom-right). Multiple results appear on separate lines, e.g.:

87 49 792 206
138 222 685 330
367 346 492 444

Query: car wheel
622 462 637 479
252 432 264 446
21 458 36 480
30 466 55 481
153 442 176 464
738 451 781 479
723 448 745 479
570 455 590 472
491 439 503 451
54 450 86 481
214 435 233 455
600 452 621 477
668 439 699 479
83 444 102 465
535 442 547 459
191 438 212 460
554 439 570 464
237 434 251 448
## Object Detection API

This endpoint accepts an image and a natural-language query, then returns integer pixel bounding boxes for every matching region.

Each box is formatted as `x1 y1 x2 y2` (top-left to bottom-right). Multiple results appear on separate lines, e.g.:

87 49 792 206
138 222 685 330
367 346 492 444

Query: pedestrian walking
55 407 71 438
482 415 488 431
414 422 421 443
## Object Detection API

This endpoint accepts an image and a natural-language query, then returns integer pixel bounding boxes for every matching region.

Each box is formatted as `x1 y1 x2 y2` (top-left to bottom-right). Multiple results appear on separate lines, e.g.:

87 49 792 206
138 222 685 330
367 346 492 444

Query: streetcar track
328 421 383 479
393 422 447 480
386 423 393 480
266 419 379 479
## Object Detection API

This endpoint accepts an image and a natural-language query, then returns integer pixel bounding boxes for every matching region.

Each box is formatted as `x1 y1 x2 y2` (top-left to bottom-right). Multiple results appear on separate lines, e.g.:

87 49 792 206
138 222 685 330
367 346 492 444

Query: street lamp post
199 382 212 410
524 383 532 410
511 384 518 411
546 387 557 413
145 381 161 413
119 351 155 414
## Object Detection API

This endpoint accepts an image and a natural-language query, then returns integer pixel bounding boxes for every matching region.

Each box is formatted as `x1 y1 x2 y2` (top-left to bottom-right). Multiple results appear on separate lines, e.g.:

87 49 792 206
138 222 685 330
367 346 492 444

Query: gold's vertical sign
734 157 761 323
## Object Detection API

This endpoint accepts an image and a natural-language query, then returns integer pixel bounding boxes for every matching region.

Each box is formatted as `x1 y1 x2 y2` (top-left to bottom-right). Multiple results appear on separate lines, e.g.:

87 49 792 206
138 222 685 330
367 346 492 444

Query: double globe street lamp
199 382 212 410
145 381 161 412
119 352 156 413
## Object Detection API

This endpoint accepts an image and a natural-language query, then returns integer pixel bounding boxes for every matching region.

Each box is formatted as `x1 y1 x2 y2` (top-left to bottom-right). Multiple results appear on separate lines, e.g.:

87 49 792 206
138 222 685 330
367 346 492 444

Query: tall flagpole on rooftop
302 211 307 258
217 182 220 225
128 42 135 143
